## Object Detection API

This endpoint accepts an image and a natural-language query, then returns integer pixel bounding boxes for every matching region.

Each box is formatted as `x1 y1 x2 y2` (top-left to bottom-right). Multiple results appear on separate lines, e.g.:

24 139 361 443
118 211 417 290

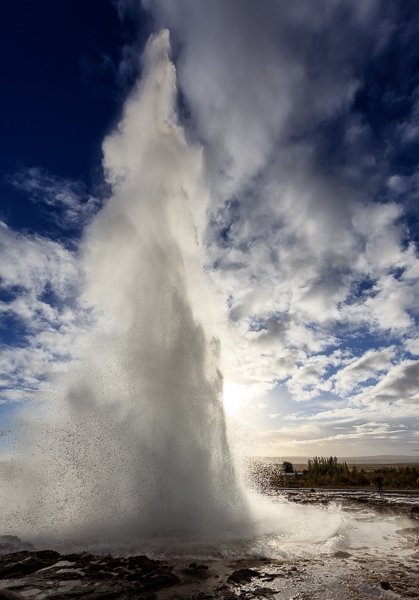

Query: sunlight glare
222 381 251 416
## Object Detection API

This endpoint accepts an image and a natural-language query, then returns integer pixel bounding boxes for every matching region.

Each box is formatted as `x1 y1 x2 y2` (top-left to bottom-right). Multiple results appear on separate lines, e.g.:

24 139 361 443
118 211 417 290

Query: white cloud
0 221 77 297
355 359 419 406
255 414 419 457
405 337 419 356
0 222 89 401
333 349 395 395
8 168 100 229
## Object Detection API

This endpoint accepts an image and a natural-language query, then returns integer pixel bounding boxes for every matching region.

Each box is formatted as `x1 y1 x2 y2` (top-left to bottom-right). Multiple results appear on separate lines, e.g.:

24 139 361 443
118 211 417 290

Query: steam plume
1 30 250 550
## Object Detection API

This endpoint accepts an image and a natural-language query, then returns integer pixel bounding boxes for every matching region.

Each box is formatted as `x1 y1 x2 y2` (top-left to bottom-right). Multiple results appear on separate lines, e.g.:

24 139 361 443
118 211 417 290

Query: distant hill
255 455 419 466
340 455 419 464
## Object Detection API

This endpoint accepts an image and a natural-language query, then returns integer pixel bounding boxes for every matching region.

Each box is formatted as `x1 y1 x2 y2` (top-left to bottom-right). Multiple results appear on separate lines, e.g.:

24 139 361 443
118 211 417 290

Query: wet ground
270 488 419 521
0 490 418 599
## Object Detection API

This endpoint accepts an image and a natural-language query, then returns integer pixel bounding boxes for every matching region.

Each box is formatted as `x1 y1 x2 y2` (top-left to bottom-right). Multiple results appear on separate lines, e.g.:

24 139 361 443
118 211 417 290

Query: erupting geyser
1 30 251 551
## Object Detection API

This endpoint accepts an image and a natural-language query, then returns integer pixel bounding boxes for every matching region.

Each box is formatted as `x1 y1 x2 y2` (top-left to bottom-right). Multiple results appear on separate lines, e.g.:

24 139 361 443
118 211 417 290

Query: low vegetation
250 456 419 490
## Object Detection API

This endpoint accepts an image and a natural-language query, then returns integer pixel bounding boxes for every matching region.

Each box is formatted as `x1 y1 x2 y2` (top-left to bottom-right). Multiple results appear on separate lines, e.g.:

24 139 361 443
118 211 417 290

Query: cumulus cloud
333 349 395 395
355 359 419 406
0 221 77 297
0 222 89 401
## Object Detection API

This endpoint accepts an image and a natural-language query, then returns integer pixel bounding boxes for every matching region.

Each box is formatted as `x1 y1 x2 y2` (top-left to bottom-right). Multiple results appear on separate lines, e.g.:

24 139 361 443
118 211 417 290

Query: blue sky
1 1 419 458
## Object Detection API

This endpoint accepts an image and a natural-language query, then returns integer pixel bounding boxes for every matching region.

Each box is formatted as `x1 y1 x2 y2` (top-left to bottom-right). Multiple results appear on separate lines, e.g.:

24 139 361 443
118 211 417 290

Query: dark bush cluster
253 456 419 489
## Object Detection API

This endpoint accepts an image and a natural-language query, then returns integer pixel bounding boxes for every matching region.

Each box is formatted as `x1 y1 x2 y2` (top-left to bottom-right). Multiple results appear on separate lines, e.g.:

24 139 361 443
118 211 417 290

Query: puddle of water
361 584 383 597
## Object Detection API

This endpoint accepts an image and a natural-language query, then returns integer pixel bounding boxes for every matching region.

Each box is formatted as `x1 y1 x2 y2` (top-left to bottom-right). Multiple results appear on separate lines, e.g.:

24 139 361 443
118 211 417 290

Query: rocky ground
274 488 419 521
0 492 418 600
0 543 418 600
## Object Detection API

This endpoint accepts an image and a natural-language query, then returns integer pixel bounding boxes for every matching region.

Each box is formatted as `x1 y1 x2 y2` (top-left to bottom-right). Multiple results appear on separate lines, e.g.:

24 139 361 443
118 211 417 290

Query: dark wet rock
213 586 240 600
396 527 419 536
260 574 276 582
278 489 419 521
0 550 61 578
333 551 351 558
0 534 418 600
251 586 276 595
0 591 27 600
380 580 392 590
51 591 122 600
182 563 212 579
227 568 261 584
189 563 209 570
0 550 180 599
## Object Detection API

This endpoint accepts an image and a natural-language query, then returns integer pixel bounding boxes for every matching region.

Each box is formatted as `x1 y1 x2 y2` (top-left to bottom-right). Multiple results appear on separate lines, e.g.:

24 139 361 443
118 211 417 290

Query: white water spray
1 30 252 550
